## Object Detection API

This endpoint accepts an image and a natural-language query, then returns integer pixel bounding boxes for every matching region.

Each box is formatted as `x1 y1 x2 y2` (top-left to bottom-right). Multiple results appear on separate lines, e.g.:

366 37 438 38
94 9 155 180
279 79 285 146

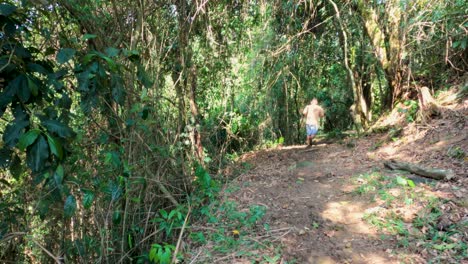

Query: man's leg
309 125 318 145
309 135 315 145
305 125 311 145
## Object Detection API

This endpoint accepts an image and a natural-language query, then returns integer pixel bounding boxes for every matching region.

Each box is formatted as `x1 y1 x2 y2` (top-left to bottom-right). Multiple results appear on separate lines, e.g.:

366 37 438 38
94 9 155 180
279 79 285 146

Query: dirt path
191 100 467 263
229 141 401 263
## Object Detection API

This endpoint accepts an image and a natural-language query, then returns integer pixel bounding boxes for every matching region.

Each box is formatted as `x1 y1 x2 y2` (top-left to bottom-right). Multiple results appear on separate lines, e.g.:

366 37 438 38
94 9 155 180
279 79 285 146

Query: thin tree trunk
328 0 365 131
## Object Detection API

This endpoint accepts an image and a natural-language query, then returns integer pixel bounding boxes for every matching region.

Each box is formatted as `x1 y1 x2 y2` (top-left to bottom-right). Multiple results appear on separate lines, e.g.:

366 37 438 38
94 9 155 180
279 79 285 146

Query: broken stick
384 159 454 180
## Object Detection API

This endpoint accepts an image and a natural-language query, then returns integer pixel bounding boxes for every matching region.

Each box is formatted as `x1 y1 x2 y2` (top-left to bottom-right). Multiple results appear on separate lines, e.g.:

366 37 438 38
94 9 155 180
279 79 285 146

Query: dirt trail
209 102 467 263
230 141 400 263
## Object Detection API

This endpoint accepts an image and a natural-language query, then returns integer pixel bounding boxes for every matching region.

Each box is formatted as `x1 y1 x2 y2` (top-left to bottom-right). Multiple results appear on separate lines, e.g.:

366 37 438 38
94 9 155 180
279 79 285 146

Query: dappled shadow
227 144 403 263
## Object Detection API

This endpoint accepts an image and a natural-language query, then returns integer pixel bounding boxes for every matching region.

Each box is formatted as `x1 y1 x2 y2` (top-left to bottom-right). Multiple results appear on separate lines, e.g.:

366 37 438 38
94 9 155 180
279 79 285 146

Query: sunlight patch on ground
321 201 378 236
352 252 393 264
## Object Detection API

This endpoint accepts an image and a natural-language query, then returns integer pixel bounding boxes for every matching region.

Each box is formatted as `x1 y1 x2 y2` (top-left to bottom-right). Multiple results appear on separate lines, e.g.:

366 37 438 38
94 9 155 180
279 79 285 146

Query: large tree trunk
355 0 405 109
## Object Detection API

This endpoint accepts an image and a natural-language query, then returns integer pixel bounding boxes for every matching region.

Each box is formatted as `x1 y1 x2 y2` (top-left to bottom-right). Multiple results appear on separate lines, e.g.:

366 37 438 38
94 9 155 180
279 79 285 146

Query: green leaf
82 53 97 65
10 74 30 102
101 55 117 72
46 134 63 160
433 243 457 250
0 4 17 16
56 48 76 64
54 164 64 186
407 179 415 188
396 176 407 186
82 190 94 209
27 76 39 96
160 209 168 219
82 34 97 41
42 119 76 138
137 65 153 88
112 210 121 224
64 195 77 218
26 135 49 173
3 120 29 147
18 129 40 151
149 246 158 262
105 47 119 57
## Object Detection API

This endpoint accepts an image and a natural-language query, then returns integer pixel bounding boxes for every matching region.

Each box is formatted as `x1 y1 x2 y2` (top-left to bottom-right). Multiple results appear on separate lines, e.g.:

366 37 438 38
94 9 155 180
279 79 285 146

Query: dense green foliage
0 0 466 262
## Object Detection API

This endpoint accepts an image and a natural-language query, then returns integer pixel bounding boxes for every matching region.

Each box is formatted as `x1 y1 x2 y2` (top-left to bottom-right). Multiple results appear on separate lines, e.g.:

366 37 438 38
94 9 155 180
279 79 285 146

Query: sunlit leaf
46 134 63 160
18 129 40 151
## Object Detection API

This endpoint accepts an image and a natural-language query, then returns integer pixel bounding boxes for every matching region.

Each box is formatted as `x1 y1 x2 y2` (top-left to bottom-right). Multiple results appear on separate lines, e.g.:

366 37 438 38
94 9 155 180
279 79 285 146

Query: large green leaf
64 195 76 218
42 119 76 138
18 129 40 151
0 4 17 16
8 75 29 102
3 120 29 147
56 48 76 64
26 135 49 173
46 134 64 160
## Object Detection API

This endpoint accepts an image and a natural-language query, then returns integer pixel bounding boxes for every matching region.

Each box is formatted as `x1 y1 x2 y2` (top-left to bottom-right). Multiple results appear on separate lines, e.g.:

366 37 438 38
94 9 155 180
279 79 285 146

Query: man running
302 98 325 146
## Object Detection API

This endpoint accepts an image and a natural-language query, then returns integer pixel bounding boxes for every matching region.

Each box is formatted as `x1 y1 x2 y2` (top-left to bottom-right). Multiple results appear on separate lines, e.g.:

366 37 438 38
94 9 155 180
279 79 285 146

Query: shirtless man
302 98 325 145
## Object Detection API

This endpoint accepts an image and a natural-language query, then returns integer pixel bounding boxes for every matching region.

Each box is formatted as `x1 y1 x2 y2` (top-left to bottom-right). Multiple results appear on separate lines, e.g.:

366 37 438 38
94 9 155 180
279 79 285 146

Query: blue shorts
306 124 318 136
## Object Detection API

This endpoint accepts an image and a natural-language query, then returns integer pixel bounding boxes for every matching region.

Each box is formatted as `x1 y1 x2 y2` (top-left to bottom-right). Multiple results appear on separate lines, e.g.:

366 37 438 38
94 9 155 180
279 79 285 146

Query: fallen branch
384 159 454 180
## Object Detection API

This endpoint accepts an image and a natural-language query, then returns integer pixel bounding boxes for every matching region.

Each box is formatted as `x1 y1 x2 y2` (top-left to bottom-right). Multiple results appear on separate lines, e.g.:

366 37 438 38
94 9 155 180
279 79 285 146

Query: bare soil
190 94 467 263
218 101 467 263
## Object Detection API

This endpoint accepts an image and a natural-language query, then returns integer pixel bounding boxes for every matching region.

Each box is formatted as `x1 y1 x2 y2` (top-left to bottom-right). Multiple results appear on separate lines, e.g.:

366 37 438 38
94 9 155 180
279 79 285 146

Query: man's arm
319 106 325 118
302 106 308 116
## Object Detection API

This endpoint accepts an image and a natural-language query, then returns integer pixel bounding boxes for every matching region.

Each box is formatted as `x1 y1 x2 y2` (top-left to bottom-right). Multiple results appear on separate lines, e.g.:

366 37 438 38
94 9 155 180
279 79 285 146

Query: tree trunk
188 66 205 165
328 0 366 131
355 0 405 109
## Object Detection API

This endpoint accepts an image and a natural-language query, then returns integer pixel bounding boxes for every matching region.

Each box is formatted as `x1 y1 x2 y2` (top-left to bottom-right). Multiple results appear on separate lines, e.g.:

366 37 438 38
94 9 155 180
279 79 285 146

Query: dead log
384 159 454 180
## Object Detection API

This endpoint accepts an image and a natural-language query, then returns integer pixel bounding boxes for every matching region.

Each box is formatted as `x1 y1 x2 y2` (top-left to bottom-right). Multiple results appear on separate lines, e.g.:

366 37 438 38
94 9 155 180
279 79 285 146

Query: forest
0 0 467 263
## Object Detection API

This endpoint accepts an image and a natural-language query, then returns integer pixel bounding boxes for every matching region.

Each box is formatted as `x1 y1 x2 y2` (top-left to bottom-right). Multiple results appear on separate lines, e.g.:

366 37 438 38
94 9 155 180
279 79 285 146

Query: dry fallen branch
384 159 455 180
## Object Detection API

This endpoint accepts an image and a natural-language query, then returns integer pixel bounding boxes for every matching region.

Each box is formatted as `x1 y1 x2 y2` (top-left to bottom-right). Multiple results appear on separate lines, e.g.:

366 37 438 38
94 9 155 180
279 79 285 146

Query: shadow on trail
230 144 399 264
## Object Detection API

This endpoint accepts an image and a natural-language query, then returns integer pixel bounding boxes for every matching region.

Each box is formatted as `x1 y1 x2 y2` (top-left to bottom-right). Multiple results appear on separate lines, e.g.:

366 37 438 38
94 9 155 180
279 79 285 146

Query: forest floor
188 91 467 264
